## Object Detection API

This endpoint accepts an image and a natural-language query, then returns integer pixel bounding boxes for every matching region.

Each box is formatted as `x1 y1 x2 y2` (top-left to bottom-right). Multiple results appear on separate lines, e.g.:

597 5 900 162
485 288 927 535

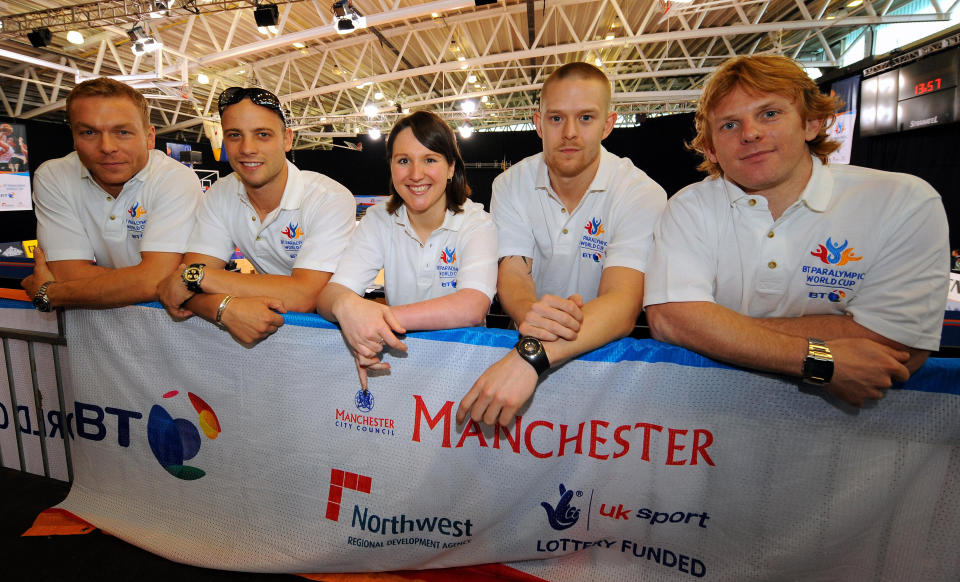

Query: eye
762 110 779 119
551 115 562 123
258 131 271 138
580 114 594 122
395 157 408 165
721 121 737 131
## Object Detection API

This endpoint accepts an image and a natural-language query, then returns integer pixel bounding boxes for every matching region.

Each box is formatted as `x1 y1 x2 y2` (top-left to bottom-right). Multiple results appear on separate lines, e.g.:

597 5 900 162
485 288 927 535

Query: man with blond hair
643 54 949 406
22 77 201 310
458 62 667 426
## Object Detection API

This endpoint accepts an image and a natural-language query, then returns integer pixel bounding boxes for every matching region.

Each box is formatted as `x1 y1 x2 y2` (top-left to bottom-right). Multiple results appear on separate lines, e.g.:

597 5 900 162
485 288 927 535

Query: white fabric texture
48 305 960 580
644 158 950 350
491 148 667 302
330 199 498 304
34 150 202 268
187 161 355 274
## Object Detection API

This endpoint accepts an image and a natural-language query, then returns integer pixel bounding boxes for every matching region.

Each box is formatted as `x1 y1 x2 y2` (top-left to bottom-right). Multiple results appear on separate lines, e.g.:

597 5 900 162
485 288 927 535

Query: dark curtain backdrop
3 111 957 250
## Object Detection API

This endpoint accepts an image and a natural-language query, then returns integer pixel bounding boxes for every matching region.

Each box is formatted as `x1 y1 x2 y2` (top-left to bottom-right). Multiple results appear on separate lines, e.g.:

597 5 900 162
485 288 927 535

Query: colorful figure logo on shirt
584 218 605 237
440 247 456 264
811 237 862 266
147 390 221 480
281 222 304 239
127 202 146 219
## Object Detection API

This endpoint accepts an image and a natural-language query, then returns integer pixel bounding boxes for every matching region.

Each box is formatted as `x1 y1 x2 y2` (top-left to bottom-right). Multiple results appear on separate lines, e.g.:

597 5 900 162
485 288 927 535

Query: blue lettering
104 407 142 447
75 401 106 441
0 402 6 429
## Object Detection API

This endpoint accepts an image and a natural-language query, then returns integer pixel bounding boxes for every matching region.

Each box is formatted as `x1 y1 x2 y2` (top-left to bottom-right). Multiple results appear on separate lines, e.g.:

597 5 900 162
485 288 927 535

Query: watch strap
515 336 550 377
802 338 834 385
32 281 55 312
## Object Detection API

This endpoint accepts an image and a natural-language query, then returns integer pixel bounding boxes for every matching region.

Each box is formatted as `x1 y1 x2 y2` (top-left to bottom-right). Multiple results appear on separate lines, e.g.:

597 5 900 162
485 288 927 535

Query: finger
522 314 575 341
34 247 46 264
892 349 910 364
542 295 583 322
382 308 407 335
482 401 502 426
891 363 910 383
457 386 480 424
567 293 584 308
497 406 517 428
378 329 407 352
266 298 287 313
355 359 368 391
531 302 581 332
269 312 285 327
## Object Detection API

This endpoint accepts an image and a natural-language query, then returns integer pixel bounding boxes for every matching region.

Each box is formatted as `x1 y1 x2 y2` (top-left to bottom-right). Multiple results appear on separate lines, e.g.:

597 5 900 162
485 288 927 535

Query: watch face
184 267 202 282
519 338 540 356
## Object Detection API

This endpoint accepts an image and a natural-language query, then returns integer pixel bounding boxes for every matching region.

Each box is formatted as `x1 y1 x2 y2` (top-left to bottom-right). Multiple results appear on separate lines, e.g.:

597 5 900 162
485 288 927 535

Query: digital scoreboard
860 46 959 136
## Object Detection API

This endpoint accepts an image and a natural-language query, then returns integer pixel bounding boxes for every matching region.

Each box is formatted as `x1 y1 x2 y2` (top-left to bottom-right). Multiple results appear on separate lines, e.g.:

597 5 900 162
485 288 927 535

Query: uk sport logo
810 237 862 266
146 390 221 480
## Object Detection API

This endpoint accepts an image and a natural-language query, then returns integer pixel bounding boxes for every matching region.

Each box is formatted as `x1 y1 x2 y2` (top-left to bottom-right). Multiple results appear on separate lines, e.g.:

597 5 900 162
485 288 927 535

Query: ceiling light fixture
364 103 378 117
66 30 84 45
333 0 367 35
460 100 476 113
254 4 280 34
197 73 210 84
458 124 474 138
28 28 52 48
127 26 162 54
368 127 381 140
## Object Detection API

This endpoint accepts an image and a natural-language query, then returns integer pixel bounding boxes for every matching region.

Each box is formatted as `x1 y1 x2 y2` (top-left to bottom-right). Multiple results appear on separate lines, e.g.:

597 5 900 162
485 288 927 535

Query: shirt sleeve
643 186 721 308
292 183 357 273
845 183 949 350
603 166 667 274
329 206 386 296
185 182 238 262
139 160 202 254
34 161 96 263
491 170 536 260
453 209 499 300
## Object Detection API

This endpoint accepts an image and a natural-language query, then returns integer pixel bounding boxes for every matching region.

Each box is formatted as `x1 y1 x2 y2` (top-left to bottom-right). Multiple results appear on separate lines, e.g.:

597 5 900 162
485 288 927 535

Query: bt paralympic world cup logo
810 237 862 266
147 390 221 480
281 222 304 239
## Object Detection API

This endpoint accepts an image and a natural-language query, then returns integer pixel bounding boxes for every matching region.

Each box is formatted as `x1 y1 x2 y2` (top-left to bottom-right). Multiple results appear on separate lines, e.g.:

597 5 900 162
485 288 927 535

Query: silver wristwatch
32 281 55 313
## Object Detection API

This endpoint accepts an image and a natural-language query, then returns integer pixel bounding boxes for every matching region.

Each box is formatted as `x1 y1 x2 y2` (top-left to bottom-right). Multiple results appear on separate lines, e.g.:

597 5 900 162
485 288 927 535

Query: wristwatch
181 263 206 293
515 336 550 377
802 338 834 385
32 281 54 313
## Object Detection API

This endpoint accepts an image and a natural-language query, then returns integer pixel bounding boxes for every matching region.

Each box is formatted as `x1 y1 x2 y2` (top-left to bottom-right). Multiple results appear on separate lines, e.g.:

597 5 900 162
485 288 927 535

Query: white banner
3 303 958 580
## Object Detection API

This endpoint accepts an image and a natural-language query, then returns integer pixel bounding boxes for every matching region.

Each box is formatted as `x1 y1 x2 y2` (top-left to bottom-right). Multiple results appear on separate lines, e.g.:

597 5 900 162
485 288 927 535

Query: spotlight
150 0 172 18
368 127 381 140
28 28 52 48
66 30 84 45
460 100 476 113
363 103 378 117
333 0 366 35
127 26 148 43
197 73 210 84
458 124 474 138
132 38 162 55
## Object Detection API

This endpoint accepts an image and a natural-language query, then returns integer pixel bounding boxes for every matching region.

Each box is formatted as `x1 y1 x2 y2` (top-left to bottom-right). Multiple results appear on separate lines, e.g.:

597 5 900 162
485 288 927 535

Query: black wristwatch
32 281 54 313
181 263 206 293
515 336 550 377
802 338 834 385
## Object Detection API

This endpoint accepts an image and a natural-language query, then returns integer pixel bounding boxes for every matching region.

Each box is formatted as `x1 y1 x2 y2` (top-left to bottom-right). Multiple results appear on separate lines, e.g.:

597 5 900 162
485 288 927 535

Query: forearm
541 289 640 367
647 302 809 377
183 292 226 322
47 261 111 282
198 267 331 313
316 282 359 322
391 289 490 331
44 264 168 308
496 258 539 324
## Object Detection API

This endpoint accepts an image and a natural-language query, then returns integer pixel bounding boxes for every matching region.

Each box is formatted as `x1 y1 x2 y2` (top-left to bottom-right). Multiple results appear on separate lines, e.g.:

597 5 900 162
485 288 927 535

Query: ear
446 161 455 181
803 117 823 142
601 111 617 140
283 127 294 152
533 111 543 139
146 125 157 150
705 145 719 165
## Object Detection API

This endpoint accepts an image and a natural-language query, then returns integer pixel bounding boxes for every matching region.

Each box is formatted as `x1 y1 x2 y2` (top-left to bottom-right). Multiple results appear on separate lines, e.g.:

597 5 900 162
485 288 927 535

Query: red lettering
612 424 631 459
558 422 584 457
634 422 663 461
456 420 488 448
666 428 688 465
524 420 554 458
588 420 609 460
494 416 522 453
691 429 715 466
411 396 452 448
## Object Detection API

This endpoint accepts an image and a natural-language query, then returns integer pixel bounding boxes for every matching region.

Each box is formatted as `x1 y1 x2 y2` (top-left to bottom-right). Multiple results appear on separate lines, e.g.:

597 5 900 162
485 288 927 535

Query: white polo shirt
643 158 949 351
330 199 497 306
491 148 667 302
187 161 354 275
34 150 201 268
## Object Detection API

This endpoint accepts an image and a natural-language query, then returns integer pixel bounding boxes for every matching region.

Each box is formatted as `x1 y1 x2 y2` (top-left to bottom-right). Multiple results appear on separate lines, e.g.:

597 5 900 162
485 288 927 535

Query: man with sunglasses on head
158 87 355 344
22 77 201 312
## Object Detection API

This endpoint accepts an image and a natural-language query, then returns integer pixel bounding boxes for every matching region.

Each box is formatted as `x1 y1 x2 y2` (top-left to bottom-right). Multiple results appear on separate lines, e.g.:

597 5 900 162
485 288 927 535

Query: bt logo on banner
146 391 221 480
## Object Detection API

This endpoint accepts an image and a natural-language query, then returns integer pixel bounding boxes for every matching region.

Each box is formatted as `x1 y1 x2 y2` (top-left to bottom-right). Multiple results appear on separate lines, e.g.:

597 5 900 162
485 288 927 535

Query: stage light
67 30 84 45
363 103 378 117
333 0 366 35
254 4 280 31
197 73 210 84
458 124 473 138
368 127 381 140
28 28 52 48
460 100 476 113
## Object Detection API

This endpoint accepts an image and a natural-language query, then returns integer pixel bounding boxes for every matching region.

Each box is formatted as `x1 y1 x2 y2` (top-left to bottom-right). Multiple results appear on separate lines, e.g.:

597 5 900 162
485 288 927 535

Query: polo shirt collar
722 155 832 212
534 147 613 198
392 204 464 234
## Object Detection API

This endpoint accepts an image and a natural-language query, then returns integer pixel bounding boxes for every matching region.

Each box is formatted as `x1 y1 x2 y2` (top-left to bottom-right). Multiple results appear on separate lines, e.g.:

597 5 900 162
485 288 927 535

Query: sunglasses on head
218 87 286 125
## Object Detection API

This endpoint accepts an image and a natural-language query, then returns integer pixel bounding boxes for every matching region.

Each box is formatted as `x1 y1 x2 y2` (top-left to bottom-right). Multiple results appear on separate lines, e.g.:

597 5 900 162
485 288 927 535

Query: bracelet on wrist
215 295 234 329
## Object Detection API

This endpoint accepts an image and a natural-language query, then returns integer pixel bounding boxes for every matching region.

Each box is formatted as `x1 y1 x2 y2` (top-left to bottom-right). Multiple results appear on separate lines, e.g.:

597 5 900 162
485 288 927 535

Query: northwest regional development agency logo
127 202 146 219
810 237 862 266
325 468 372 521
281 222 304 239
584 217 604 236
147 390 221 480
440 247 456 264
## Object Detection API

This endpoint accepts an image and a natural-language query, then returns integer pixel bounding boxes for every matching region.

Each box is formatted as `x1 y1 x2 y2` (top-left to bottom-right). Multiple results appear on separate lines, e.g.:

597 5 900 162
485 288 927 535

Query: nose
99 133 118 153
238 134 257 154
562 117 578 139
741 119 762 143
409 159 425 179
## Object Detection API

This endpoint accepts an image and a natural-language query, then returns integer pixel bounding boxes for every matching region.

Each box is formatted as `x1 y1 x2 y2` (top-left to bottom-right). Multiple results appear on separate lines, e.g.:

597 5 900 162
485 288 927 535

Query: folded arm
645 301 913 406
459 266 645 426
22 247 182 309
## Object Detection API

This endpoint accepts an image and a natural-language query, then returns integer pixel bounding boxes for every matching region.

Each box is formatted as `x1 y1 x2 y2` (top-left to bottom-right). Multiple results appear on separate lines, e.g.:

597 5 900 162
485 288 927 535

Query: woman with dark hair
317 111 497 388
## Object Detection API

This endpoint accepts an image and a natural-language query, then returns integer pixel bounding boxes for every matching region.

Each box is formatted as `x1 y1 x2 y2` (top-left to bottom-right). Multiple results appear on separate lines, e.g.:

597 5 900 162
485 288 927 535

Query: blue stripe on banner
5 300 958 396
0 298 34 310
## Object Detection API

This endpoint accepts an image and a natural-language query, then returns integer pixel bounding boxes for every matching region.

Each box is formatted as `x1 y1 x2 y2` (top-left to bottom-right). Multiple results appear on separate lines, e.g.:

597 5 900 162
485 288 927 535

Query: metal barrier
0 309 72 482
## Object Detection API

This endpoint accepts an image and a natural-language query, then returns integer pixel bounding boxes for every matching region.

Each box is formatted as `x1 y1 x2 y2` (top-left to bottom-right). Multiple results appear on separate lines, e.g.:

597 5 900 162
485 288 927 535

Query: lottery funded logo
438 246 458 288
126 202 147 239
580 217 608 263
334 388 397 438
280 222 304 257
